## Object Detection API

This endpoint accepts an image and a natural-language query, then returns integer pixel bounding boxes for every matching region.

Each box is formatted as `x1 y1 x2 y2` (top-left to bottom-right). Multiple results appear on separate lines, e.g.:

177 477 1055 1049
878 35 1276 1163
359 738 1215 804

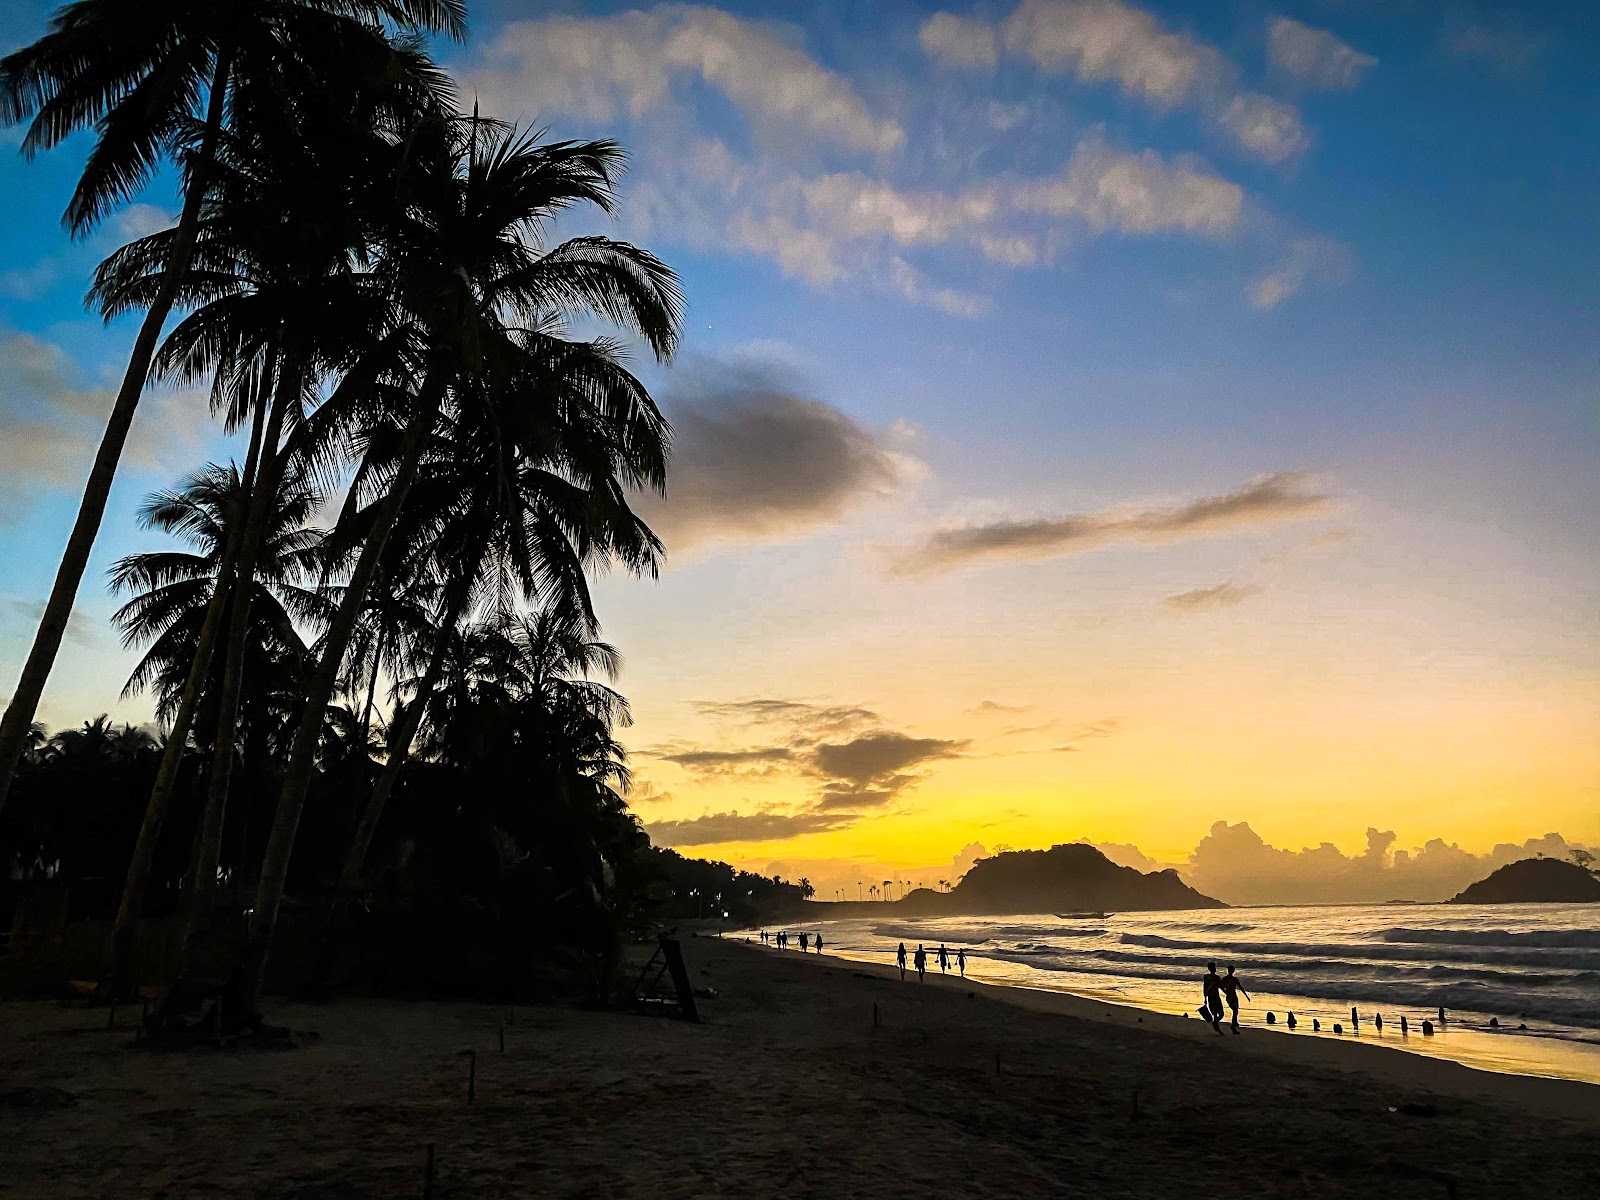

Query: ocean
805 902 1600 1085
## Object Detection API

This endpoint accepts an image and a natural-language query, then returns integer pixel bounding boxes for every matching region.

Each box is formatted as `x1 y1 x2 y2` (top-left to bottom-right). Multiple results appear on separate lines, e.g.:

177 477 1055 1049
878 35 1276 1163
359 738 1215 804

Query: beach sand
3 934 1598 1198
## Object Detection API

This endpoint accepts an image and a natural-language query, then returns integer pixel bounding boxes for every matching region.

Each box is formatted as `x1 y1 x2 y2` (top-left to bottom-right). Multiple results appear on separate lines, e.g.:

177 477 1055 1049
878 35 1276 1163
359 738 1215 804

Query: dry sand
3 934 1598 1198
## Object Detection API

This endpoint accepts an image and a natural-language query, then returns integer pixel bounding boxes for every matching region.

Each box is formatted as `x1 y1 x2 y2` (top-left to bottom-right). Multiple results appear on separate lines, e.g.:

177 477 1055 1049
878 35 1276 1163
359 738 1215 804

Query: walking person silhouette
914 944 927 982
1201 962 1225 1034
958 948 967 977
938 944 949 974
1218 964 1251 1033
897 942 908 980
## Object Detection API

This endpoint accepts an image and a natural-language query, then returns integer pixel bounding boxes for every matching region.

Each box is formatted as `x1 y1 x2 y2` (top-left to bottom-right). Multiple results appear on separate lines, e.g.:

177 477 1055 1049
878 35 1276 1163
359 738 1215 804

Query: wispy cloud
1440 21 1545 75
1267 18 1376 92
468 5 902 152
1249 235 1352 309
926 0 1311 163
1 597 99 648
644 807 859 846
1163 580 1259 612
892 471 1335 575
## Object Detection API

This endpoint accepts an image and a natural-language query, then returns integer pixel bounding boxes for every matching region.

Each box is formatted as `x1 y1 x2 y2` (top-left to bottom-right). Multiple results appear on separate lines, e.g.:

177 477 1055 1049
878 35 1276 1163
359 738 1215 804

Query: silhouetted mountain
1450 857 1600 904
891 844 1222 915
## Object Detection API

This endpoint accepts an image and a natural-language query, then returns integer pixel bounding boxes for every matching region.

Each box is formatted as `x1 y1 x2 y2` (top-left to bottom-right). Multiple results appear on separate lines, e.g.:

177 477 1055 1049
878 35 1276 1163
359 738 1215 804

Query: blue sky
1 1 1596 882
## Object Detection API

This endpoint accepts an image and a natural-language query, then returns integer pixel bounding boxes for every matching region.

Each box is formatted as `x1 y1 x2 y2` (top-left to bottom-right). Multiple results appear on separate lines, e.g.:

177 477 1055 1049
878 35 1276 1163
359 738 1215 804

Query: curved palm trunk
241 373 444 1015
315 589 467 985
177 352 299 971
0 46 234 818
357 619 388 747
106 390 268 998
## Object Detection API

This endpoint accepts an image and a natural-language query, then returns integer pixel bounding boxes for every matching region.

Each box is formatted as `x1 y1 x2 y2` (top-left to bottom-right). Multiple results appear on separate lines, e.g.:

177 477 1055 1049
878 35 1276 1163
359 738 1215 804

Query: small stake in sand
423 1143 435 1199
467 1049 477 1102
872 1001 881 1029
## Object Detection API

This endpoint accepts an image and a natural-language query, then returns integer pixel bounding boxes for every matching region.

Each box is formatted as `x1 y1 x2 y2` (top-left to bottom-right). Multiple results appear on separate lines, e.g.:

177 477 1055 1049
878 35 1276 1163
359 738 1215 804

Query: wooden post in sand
423 1143 435 1198
467 1049 477 1102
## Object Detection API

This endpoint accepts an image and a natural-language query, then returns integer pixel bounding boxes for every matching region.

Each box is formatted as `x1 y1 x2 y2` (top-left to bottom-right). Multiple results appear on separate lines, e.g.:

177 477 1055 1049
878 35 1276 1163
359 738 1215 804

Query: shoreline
5 935 1600 1196
741 935 1600 1121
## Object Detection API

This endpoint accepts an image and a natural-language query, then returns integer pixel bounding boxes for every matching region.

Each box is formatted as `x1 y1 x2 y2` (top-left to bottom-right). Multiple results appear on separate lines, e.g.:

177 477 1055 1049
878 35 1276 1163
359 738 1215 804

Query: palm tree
240 119 681 1013
0 0 467 818
104 461 328 983
90 34 455 998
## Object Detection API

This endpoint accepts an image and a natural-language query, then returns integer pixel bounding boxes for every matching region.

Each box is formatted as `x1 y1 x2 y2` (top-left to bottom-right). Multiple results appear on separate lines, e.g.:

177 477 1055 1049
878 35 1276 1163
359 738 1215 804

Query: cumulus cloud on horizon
1184 821 1594 906
892 471 1335 575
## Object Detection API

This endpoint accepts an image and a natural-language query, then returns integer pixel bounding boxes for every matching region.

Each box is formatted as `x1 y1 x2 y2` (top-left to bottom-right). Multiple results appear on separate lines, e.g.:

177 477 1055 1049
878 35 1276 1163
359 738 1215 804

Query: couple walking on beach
896 942 965 982
1201 962 1250 1034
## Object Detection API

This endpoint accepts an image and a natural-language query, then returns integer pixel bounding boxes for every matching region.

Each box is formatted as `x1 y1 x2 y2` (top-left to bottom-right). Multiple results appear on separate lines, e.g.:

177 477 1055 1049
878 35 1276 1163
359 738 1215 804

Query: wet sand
3 934 1598 1198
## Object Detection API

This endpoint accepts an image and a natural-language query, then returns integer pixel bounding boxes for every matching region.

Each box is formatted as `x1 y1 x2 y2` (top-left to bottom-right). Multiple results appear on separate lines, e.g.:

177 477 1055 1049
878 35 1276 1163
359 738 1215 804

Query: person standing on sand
958 948 967 977
799 932 809 952
1201 962 1225 1034
1219 965 1251 1033
897 943 908 980
938 944 949 974
915 945 927 982
815 933 824 954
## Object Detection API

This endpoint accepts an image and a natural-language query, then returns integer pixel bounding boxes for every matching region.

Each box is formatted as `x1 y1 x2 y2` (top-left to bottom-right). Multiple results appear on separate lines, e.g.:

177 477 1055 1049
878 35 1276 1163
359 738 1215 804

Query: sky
1 0 1596 902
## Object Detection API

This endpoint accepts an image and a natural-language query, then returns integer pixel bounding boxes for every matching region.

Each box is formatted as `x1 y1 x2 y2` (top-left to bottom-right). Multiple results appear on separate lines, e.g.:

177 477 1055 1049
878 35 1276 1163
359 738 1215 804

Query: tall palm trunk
241 372 445 1013
106 388 268 998
177 350 300 970
357 618 387 748
316 588 467 984
0 45 235 817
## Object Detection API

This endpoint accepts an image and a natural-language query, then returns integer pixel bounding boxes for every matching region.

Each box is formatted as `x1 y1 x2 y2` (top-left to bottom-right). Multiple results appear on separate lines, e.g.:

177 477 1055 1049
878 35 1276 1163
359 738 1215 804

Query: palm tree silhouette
0 0 466 817
241 119 680 1011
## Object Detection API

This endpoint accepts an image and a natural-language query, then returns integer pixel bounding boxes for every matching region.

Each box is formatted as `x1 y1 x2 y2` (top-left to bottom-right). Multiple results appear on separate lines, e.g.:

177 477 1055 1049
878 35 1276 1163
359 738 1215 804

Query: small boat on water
1053 911 1110 919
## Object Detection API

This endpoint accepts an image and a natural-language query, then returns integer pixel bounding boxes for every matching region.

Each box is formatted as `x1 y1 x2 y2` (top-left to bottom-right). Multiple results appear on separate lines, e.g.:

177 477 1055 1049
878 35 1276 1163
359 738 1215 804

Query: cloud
0 332 220 517
1013 135 1242 236
994 0 1308 162
887 256 991 317
690 698 882 737
468 6 902 152
812 731 969 808
1163 580 1259 612
658 746 796 771
1216 93 1310 164
639 361 918 553
920 13 999 69
1267 18 1376 92
1002 0 1224 107
893 471 1334 574
1249 235 1352 309
1 597 100 648
659 698 967 815
644 807 859 846
1185 821 1593 905
968 699 1029 715
1440 22 1545 75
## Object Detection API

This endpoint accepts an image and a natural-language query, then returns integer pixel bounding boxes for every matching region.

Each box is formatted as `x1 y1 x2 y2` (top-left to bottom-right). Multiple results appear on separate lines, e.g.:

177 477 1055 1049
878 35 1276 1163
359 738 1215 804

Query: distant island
1451 857 1600 904
809 843 1223 917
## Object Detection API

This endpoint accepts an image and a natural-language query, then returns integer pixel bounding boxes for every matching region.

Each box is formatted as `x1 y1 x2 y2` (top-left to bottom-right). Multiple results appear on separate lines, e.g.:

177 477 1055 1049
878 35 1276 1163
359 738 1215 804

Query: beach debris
1422 1020 1435 1036
0 1086 78 1110
1266 1012 1276 1025
630 936 701 1023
